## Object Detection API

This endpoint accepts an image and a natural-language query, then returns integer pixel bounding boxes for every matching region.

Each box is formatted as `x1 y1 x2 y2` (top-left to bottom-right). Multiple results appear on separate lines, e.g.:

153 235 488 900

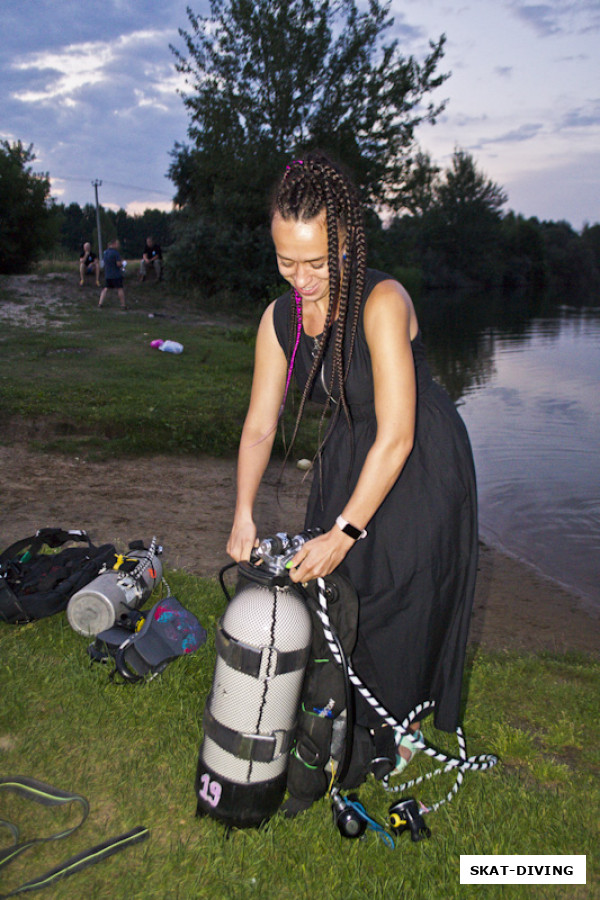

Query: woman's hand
227 520 258 562
287 528 355 583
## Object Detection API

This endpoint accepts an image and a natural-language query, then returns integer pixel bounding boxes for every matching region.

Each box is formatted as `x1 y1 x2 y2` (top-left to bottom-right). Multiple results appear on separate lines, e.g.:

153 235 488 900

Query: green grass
0 570 597 900
0 273 320 460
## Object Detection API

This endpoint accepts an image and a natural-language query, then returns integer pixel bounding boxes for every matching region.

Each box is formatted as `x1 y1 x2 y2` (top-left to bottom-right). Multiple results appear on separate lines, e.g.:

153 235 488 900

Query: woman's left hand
287 529 355 583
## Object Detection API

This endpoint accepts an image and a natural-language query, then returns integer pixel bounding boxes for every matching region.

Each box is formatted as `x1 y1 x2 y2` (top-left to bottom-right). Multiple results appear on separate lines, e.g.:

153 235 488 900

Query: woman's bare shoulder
364 277 418 340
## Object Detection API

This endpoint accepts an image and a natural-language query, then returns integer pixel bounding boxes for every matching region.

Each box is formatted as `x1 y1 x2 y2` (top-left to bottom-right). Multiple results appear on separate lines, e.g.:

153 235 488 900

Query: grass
1 270 598 898
0 271 320 460
0 570 598 900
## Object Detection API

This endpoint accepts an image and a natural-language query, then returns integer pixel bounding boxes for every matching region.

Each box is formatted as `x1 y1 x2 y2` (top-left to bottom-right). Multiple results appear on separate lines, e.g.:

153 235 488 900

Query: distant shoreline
479 530 599 618
470 541 600 656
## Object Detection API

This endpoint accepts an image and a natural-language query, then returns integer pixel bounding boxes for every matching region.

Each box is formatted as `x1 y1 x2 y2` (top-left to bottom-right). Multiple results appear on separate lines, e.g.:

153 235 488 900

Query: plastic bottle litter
150 339 184 354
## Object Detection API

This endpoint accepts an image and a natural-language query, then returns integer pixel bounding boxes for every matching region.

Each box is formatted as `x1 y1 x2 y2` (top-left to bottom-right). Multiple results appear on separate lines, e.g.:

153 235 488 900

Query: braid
272 151 367 469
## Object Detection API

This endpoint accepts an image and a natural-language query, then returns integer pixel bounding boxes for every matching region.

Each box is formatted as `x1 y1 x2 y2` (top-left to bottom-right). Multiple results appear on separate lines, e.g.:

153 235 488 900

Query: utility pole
92 179 103 264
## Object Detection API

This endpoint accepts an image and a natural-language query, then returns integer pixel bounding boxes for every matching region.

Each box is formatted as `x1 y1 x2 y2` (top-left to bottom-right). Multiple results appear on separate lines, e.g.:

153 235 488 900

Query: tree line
2 138 598 307
1 0 599 304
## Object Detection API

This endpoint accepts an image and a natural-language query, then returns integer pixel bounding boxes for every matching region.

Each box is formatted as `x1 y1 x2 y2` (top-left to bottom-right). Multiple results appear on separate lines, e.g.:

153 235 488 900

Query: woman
227 152 477 772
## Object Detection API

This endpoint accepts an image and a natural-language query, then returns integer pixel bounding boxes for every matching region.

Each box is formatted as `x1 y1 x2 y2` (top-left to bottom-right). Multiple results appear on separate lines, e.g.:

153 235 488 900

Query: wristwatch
335 515 367 541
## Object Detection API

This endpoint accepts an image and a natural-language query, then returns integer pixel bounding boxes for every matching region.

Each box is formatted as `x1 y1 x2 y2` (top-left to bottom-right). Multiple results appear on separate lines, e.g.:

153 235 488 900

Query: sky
2 0 599 230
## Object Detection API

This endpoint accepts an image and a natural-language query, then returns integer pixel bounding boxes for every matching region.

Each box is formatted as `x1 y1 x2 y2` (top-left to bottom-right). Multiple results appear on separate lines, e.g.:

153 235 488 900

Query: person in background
79 242 100 286
98 238 126 310
226 152 478 811
139 236 163 282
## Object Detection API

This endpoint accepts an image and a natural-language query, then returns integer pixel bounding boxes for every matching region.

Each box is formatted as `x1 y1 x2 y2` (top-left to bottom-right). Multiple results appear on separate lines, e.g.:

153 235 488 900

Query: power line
53 173 173 198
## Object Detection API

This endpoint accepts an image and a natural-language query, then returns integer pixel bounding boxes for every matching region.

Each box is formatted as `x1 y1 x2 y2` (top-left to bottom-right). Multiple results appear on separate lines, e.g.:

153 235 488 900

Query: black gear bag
0 528 116 625
285 573 360 807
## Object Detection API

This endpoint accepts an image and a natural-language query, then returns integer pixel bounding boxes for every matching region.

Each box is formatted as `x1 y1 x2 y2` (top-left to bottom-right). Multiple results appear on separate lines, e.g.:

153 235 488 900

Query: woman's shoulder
364 268 395 293
362 270 418 340
362 269 410 311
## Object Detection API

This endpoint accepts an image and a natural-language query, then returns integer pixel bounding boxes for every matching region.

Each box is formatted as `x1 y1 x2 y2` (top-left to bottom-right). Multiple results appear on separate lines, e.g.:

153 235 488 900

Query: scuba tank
196 532 499 838
66 539 162 637
195 531 317 829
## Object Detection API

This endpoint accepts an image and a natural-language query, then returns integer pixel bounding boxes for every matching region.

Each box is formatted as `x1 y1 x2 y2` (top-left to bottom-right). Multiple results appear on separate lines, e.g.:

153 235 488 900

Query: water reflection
419 294 600 611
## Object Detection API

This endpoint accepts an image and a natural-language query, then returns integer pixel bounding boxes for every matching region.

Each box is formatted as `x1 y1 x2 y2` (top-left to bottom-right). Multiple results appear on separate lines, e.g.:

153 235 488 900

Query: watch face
336 515 366 540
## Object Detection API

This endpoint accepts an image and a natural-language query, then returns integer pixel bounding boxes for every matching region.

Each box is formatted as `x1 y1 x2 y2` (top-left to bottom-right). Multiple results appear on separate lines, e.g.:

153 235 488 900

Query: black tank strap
203 707 294 762
215 621 310 679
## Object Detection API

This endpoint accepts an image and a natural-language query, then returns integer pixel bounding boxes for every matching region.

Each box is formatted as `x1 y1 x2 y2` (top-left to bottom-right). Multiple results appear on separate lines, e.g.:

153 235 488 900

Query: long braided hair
271 151 367 467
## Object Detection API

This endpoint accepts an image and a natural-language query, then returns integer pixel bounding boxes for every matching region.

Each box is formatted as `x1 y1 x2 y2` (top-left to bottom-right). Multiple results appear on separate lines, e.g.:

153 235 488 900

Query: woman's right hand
226 520 258 562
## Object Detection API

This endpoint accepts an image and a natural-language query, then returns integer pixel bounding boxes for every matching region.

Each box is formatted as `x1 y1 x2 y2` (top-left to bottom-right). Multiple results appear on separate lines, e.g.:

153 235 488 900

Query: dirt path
2 446 599 656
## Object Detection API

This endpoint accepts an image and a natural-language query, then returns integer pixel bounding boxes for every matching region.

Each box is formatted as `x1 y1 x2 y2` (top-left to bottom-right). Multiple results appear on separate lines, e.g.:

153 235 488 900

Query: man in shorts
99 239 126 309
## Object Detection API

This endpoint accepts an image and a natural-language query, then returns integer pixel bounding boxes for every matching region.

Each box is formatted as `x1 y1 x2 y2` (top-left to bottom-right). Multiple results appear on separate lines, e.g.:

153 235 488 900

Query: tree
420 149 508 287
56 202 98 253
581 223 600 273
0 140 57 274
168 0 448 298
401 150 440 217
434 148 507 224
500 212 547 295
540 220 599 302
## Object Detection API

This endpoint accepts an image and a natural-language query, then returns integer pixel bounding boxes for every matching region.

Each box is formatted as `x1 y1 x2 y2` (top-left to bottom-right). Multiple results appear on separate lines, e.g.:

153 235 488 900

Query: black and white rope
127 536 158 582
316 577 497 811
122 536 170 596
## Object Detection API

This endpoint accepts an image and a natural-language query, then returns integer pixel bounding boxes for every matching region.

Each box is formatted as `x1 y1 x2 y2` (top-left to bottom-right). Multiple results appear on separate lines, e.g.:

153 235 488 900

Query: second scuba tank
195 532 316 828
66 540 162 637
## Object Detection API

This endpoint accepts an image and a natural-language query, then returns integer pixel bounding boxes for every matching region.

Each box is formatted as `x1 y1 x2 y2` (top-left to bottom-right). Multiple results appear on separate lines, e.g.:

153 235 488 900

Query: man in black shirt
139 236 163 282
79 242 100 286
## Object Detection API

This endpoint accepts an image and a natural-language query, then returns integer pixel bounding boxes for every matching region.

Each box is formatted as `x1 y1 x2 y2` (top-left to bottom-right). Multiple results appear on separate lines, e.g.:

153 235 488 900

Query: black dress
273 269 477 733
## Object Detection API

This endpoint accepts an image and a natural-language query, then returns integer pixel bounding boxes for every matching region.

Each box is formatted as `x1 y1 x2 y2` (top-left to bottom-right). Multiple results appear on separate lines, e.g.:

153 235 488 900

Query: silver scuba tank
195 532 317 828
66 540 162 637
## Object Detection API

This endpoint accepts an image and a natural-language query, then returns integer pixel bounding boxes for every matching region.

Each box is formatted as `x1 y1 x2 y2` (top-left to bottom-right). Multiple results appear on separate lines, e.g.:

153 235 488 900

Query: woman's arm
226 301 288 562
288 279 417 582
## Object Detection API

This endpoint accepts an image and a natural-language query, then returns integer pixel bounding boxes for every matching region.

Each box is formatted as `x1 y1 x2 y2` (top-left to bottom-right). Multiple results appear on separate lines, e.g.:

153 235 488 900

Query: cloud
12 45 115 104
4 21 190 209
559 101 600 130
2 0 194 55
390 17 429 45
11 30 182 106
509 3 563 37
477 122 545 145
508 1 600 38
125 199 174 215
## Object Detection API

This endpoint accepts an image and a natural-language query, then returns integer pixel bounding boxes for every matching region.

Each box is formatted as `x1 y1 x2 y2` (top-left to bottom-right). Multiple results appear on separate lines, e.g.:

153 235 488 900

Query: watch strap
335 515 367 541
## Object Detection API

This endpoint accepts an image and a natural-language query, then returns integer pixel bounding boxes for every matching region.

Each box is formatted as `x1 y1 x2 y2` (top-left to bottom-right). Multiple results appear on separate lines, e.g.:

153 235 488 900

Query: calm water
424 301 600 613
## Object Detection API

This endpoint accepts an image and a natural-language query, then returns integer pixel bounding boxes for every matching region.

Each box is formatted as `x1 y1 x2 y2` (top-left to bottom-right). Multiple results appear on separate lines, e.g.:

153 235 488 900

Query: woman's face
271 210 334 308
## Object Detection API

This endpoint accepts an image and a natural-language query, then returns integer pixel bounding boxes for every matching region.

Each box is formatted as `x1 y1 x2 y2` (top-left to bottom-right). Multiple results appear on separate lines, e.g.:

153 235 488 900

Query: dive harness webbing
315 577 498 812
0 777 149 898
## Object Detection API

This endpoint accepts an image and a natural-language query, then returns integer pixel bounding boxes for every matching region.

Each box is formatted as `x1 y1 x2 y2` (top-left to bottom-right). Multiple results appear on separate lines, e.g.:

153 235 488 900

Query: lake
421 297 600 614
